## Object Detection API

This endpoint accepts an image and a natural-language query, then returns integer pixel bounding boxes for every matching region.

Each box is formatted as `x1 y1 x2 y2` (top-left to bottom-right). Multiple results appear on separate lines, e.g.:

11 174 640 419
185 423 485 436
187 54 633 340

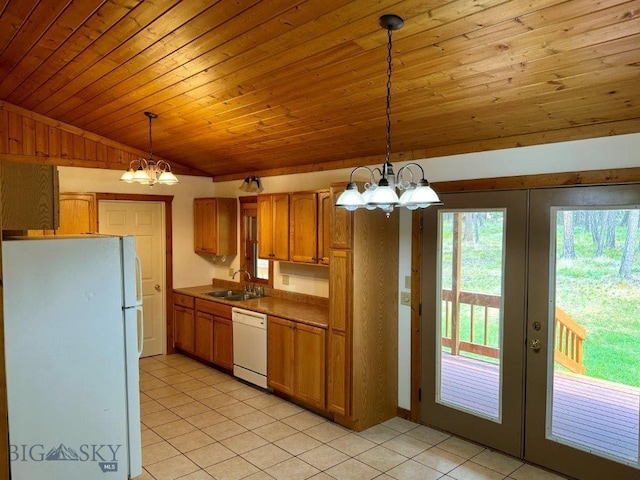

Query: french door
420 184 639 479
525 185 639 478
421 190 528 457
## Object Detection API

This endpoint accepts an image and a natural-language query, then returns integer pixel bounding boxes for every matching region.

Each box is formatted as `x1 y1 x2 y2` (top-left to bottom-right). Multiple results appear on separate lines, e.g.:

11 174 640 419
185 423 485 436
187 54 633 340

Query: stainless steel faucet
232 269 252 293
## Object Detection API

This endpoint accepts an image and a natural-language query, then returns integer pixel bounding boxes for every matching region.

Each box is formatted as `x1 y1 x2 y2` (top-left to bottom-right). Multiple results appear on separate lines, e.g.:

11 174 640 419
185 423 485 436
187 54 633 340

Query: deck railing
441 289 587 374
553 306 587 374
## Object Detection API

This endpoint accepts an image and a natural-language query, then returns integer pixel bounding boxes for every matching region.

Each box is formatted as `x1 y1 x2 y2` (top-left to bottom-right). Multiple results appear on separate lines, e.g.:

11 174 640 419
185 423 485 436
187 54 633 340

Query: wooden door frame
410 166 640 421
95 193 175 354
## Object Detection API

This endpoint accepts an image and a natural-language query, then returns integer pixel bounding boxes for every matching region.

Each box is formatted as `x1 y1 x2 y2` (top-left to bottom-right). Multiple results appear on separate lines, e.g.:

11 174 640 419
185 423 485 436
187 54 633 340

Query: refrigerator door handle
135 256 143 306
136 305 144 357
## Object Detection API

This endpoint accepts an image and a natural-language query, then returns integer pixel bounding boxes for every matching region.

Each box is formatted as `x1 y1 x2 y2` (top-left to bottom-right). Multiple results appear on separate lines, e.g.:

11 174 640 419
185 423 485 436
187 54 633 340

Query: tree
463 213 480 243
619 209 639 279
594 210 616 257
562 211 576 258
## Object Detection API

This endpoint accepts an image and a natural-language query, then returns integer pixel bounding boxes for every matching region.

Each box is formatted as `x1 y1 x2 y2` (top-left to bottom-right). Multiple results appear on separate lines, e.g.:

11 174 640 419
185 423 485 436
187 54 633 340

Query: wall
60 132 640 409
58 167 216 287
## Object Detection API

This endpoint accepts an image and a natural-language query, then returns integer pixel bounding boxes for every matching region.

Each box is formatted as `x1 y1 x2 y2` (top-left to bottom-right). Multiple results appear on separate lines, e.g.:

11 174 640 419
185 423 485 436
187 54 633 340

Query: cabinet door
257 195 273 259
290 192 318 263
295 323 326 409
318 190 331 265
194 198 218 254
271 193 290 260
216 198 237 255
195 311 214 362
267 316 295 395
174 305 195 354
327 249 352 416
213 316 233 369
194 198 238 255
1 162 59 231
57 193 97 234
330 184 352 250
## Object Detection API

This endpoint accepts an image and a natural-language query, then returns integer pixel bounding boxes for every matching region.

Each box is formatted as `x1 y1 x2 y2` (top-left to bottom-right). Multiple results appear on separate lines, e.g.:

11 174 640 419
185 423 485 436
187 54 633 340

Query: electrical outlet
400 291 411 306
405 275 411 289
229 267 235 277
282 275 289 285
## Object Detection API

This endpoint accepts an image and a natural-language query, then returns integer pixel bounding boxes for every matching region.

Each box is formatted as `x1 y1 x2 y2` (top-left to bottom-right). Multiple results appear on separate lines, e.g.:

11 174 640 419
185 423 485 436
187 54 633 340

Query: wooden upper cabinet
329 184 352 250
1 162 59 231
289 189 331 265
194 197 237 255
257 193 289 260
290 192 318 263
57 193 97 234
318 190 331 265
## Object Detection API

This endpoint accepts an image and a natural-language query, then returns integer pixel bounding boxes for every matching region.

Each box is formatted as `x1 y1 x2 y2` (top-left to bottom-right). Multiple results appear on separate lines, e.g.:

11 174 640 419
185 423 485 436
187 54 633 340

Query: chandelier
335 15 441 216
120 112 179 186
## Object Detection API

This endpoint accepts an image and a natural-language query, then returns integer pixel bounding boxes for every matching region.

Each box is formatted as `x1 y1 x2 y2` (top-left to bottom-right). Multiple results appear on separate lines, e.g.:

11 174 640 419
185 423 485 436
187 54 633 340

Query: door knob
155 284 161 292
530 339 541 351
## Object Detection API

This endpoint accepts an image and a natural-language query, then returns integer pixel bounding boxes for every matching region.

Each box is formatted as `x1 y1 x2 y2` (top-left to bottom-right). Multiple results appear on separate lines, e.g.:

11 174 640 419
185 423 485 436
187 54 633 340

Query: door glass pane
437 210 506 422
549 208 640 468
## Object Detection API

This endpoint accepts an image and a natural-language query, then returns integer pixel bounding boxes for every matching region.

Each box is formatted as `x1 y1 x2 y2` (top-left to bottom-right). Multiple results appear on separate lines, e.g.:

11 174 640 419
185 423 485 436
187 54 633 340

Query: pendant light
336 15 441 216
120 112 179 186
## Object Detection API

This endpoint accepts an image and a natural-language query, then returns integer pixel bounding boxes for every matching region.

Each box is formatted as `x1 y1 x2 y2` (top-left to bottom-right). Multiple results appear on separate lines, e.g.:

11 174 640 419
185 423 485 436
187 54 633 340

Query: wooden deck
439 353 640 465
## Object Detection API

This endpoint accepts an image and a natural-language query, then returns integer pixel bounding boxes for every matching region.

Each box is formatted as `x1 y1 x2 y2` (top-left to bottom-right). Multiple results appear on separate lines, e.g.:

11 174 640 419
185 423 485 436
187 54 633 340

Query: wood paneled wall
0 101 204 176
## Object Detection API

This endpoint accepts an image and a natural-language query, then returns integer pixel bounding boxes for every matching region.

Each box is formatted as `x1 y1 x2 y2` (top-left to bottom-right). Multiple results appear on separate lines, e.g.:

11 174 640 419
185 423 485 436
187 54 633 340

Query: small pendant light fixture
336 14 441 216
120 112 179 186
239 176 263 193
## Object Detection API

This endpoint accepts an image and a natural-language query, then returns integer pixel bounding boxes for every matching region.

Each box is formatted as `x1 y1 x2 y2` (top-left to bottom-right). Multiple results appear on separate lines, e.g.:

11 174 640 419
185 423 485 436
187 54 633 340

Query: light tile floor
137 354 569 480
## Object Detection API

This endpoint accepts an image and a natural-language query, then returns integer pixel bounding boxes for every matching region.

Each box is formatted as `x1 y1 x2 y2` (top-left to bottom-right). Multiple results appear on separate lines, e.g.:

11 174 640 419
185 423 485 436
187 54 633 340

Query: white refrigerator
3 235 143 480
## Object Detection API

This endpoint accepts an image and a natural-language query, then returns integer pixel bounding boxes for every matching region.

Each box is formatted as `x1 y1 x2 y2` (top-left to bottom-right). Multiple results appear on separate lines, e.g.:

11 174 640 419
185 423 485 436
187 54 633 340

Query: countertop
173 285 329 329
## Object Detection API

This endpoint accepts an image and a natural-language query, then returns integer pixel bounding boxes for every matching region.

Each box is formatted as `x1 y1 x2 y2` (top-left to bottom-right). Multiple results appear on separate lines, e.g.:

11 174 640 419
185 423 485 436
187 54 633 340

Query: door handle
155 284 161 292
530 339 541 352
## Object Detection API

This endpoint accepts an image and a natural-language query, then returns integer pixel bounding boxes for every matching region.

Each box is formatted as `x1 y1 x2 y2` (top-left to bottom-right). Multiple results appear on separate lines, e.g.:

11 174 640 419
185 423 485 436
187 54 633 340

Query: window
239 197 272 286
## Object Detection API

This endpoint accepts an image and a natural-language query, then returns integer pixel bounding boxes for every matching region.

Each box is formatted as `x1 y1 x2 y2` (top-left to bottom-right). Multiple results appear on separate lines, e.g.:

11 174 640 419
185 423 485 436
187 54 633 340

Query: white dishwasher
232 307 267 388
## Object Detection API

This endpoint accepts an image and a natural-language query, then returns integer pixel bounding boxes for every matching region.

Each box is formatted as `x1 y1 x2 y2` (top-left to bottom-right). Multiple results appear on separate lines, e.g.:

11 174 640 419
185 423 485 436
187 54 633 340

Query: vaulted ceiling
0 0 638 181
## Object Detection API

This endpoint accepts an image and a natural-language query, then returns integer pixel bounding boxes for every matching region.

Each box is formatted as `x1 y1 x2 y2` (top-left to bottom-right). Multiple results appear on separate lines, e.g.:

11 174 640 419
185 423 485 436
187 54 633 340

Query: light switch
229 267 235 277
282 275 289 285
405 275 411 289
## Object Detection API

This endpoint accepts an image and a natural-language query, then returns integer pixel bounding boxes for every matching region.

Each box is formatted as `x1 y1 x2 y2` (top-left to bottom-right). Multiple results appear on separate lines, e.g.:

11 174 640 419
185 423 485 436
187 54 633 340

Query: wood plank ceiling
0 0 638 181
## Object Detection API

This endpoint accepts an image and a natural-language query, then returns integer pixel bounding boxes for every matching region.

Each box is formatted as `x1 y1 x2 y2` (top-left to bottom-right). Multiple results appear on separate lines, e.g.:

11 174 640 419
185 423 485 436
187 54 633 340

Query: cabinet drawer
195 298 232 318
173 293 194 308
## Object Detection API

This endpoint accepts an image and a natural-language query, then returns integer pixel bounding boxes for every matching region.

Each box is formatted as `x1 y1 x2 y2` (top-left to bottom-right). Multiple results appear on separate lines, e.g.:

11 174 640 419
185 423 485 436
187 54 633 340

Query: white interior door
99 201 165 357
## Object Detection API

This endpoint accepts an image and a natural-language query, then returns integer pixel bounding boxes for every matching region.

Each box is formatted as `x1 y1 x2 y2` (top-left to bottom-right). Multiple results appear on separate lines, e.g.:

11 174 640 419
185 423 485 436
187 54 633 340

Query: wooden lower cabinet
174 305 195 354
267 316 295 395
213 316 233 369
267 315 326 409
195 312 214 362
173 293 233 370
294 323 326 409
194 299 233 369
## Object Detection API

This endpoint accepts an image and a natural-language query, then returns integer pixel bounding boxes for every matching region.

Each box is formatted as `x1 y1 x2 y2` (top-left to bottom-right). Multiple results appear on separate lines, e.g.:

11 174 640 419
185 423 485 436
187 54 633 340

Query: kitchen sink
204 290 261 301
205 290 243 298
225 293 254 301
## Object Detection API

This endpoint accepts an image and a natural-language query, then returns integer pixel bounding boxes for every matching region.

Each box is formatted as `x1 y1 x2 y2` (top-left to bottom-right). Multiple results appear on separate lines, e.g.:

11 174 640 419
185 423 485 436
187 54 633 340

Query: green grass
438 210 640 387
